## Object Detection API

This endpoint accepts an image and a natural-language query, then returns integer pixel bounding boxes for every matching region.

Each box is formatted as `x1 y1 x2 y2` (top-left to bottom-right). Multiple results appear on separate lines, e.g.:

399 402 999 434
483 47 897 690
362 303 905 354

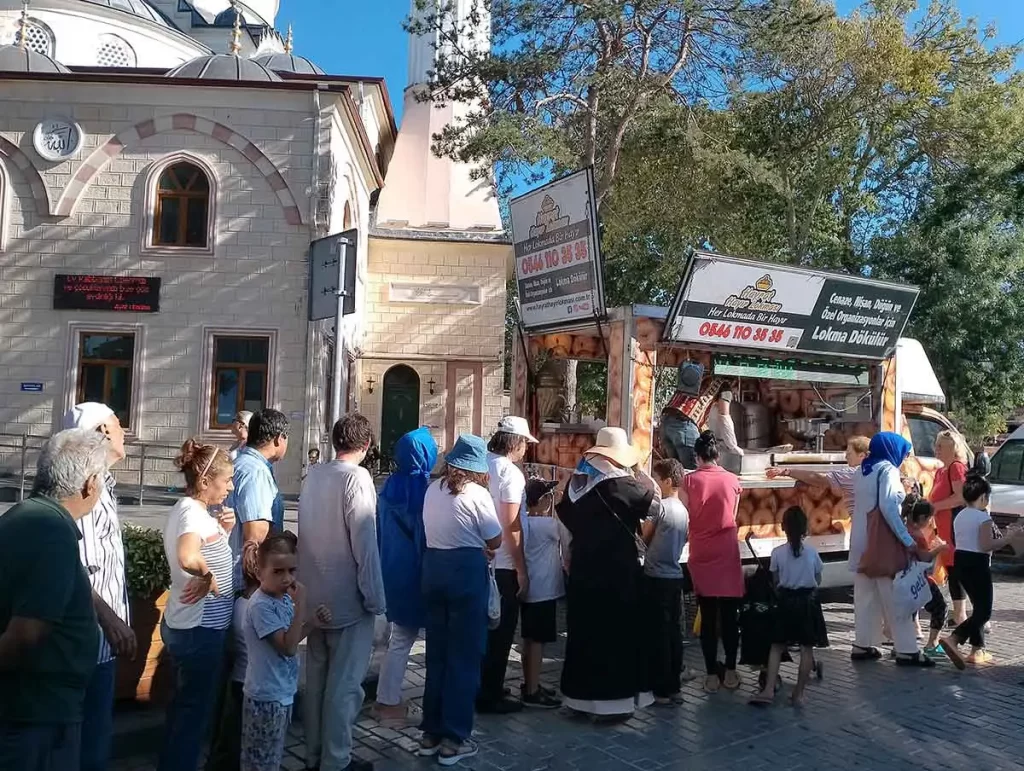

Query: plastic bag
692 607 701 636
487 563 501 630
892 560 931 618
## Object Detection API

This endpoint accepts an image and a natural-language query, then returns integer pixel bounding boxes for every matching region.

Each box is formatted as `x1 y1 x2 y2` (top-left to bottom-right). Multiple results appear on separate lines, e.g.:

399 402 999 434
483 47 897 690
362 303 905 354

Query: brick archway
55 113 304 225
0 137 52 216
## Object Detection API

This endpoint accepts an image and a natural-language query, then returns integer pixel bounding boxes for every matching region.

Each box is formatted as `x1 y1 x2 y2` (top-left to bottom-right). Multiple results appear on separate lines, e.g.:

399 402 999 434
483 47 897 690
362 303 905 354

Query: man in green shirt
0 428 111 771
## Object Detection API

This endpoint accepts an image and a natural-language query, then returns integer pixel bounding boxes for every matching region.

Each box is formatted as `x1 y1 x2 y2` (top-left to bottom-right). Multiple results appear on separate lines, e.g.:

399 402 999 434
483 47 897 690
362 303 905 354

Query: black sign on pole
663 251 919 361
308 229 357 322
53 274 161 313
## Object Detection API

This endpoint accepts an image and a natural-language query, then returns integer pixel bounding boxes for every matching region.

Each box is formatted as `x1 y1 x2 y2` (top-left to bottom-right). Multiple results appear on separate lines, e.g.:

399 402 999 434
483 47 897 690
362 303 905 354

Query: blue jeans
0 721 81 771
158 622 228 771
421 547 489 743
80 658 116 771
660 413 699 469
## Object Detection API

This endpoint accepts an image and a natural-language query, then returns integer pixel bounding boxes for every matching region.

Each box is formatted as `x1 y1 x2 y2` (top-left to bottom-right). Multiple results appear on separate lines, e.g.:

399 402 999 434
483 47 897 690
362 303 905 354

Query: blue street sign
20 382 43 392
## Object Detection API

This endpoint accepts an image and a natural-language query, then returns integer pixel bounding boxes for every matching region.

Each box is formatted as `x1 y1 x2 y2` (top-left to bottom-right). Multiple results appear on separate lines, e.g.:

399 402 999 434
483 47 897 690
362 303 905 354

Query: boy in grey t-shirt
643 459 692 704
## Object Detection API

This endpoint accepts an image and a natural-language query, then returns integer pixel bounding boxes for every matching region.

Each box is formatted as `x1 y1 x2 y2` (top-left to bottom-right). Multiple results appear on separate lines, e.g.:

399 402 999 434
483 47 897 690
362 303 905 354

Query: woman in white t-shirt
940 474 1023 669
419 435 502 766
158 439 237 771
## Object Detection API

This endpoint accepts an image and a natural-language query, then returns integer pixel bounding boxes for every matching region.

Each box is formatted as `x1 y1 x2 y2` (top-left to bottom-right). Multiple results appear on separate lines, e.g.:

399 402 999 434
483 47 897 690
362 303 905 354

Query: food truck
513 251 958 578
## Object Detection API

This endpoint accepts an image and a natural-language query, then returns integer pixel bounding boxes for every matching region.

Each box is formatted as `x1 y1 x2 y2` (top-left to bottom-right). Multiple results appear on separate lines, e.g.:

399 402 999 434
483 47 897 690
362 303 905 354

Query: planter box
116 589 173 704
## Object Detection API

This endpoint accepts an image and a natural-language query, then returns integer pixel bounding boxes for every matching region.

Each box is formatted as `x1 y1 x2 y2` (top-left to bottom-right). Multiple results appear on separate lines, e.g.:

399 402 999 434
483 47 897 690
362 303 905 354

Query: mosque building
0 0 509 491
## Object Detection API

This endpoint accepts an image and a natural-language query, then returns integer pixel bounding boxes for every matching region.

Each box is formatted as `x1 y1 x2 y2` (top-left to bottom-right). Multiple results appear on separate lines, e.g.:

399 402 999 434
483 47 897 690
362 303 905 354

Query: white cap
64 402 115 431
496 415 539 443
719 390 733 402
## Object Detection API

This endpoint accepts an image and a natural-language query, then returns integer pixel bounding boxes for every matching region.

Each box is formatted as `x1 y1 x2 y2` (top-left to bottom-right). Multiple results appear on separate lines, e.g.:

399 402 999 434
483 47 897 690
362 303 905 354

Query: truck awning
896 338 945 404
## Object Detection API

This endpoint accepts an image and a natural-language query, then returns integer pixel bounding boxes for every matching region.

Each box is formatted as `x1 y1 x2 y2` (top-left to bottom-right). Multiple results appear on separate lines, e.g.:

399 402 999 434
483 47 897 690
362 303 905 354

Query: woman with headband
158 439 237 771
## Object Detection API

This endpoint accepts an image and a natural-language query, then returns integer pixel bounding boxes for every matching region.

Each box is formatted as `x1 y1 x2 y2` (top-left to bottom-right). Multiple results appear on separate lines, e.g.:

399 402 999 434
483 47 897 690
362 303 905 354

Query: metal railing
0 432 186 505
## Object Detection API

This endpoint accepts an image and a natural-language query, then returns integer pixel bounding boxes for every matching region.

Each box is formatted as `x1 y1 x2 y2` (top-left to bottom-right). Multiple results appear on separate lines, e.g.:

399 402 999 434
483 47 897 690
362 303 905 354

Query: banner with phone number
664 252 919 360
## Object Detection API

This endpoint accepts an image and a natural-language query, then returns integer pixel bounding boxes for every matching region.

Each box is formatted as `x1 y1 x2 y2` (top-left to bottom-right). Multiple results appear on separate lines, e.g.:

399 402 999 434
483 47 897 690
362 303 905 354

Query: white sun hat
496 415 539 443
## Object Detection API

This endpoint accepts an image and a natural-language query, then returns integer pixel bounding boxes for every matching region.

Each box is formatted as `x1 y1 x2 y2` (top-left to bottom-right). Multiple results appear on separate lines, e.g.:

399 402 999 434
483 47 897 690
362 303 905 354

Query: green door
379 365 420 466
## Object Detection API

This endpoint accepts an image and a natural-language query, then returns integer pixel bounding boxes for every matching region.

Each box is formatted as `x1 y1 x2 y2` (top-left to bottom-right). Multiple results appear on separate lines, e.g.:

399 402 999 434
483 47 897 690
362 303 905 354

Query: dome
0 45 69 73
167 54 281 81
82 0 174 27
253 52 324 76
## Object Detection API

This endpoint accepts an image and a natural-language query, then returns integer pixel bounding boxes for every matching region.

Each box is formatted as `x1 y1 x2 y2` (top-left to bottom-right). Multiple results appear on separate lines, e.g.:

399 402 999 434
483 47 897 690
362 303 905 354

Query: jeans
478 568 520 704
304 615 376 771
80 658 116 771
0 721 81 771
422 548 489 743
645 576 684 697
697 596 740 673
205 679 243 771
376 624 420 706
158 622 228 771
660 414 699 470
950 551 993 648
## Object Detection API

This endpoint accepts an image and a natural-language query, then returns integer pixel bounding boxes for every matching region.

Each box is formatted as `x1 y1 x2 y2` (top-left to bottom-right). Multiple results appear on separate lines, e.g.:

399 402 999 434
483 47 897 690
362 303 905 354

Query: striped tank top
200 535 235 630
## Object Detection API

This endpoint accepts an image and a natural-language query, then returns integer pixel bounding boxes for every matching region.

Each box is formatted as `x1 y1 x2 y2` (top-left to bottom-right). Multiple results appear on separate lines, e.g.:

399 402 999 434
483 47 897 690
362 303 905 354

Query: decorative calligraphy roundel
33 117 84 162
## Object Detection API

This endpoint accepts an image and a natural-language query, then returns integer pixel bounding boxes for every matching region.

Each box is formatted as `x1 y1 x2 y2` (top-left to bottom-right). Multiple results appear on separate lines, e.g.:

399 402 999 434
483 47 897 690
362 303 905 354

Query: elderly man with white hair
0 428 111 771
63 402 134 771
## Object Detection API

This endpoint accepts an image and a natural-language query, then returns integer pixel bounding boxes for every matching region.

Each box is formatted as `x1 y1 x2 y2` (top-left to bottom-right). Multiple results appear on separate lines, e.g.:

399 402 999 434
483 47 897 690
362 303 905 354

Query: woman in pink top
682 431 744 692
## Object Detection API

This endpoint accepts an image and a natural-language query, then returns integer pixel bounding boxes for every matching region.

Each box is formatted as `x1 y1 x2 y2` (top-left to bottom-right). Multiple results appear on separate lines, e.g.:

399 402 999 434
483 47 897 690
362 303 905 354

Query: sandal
703 675 721 693
748 693 773 707
939 638 966 671
722 670 741 690
895 653 936 668
850 647 882 661
966 650 994 666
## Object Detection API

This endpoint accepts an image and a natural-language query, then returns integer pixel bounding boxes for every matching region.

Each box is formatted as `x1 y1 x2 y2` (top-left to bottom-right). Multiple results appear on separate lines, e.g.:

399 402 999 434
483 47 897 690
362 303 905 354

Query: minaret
374 0 502 232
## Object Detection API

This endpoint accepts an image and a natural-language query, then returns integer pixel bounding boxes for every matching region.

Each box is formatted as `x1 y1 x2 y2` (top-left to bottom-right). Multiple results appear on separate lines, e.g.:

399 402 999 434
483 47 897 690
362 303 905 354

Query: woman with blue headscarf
850 432 933 666
373 427 438 724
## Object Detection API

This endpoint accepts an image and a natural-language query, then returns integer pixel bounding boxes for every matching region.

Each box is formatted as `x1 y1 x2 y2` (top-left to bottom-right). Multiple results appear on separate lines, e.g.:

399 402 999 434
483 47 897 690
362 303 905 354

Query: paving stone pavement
113 573 1024 771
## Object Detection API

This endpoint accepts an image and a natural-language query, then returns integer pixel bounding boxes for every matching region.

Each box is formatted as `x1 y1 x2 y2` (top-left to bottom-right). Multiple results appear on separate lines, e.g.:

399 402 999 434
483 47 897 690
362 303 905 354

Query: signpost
308 230 358 428
510 168 605 330
664 251 919 360
53 275 160 313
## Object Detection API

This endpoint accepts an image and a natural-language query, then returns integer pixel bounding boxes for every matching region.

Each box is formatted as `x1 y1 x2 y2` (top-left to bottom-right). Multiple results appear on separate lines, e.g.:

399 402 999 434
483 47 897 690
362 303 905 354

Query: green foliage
122 523 171 599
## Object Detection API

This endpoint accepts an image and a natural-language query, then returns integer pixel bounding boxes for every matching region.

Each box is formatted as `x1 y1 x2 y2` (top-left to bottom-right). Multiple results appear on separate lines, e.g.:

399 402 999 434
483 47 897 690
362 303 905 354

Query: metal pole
18 434 27 501
329 238 352 430
138 444 146 506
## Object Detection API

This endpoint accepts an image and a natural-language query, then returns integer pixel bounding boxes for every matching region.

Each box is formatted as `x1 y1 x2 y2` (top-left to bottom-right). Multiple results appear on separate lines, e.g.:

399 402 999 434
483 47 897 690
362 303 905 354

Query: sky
285 0 1024 125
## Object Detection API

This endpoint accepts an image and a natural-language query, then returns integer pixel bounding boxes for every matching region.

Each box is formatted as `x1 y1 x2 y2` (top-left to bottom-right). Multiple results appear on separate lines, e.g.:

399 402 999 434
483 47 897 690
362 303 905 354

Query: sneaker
922 645 944 659
680 667 697 682
438 739 479 766
522 689 561 709
475 696 523 714
895 653 936 668
418 735 442 757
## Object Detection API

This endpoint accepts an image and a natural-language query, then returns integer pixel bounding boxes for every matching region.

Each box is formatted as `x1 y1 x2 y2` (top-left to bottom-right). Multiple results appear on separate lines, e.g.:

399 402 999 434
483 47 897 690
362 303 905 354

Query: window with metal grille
15 21 54 56
96 35 136 67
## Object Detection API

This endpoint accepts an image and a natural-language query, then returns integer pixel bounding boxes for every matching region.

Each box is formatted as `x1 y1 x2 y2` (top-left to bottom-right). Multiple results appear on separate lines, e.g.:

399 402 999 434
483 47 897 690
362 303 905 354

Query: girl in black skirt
750 506 829 707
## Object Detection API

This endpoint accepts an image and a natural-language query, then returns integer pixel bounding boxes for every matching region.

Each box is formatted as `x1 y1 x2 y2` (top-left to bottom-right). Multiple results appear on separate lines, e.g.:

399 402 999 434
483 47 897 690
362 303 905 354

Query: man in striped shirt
64 402 135 771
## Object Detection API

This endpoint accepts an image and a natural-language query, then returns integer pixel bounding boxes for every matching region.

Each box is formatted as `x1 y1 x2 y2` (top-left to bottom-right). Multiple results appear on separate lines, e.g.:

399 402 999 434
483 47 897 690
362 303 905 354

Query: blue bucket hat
445 434 489 474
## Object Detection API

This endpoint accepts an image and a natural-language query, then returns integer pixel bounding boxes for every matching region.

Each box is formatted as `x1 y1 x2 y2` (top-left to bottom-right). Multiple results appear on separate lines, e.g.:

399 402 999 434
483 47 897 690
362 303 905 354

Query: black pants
478 568 520 704
950 551 993 648
698 596 741 673
948 506 966 602
645 576 684 697
204 679 242 771
923 581 948 632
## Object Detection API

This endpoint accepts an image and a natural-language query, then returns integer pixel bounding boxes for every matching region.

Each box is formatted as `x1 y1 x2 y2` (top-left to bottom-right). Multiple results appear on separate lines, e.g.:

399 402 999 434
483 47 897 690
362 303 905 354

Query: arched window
15 19 54 56
96 34 137 68
153 161 210 248
343 200 353 230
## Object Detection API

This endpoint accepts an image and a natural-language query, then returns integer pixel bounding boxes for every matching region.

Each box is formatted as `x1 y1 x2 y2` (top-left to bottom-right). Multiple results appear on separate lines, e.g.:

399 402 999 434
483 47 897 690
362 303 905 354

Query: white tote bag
892 560 931 618
487 562 502 630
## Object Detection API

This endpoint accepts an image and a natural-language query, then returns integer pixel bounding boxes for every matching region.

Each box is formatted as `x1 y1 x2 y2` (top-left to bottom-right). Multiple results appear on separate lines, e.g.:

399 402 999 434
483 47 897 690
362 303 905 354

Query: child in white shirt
519 477 566 709
750 506 827 707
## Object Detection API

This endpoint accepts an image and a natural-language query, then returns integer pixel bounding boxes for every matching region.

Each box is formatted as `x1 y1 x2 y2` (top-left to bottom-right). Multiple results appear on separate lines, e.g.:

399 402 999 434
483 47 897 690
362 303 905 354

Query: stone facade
0 75 382 492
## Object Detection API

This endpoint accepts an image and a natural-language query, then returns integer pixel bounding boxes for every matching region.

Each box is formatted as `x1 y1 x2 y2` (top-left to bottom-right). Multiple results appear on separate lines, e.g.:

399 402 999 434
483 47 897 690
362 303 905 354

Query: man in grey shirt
642 459 691 704
298 413 385 771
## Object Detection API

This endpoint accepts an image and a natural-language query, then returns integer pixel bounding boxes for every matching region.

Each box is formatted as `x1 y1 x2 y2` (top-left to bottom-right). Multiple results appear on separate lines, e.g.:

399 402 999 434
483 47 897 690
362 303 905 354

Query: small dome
0 45 69 74
167 54 281 81
253 52 324 76
82 0 173 27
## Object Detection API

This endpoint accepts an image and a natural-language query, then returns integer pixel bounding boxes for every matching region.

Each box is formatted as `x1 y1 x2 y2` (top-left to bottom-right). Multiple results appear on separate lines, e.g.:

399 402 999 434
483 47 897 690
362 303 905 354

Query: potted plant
116 523 173 703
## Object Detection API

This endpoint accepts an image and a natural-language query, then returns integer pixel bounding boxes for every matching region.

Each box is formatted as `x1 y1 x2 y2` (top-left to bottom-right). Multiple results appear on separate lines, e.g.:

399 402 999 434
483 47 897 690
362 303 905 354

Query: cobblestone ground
114 574 1024 771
